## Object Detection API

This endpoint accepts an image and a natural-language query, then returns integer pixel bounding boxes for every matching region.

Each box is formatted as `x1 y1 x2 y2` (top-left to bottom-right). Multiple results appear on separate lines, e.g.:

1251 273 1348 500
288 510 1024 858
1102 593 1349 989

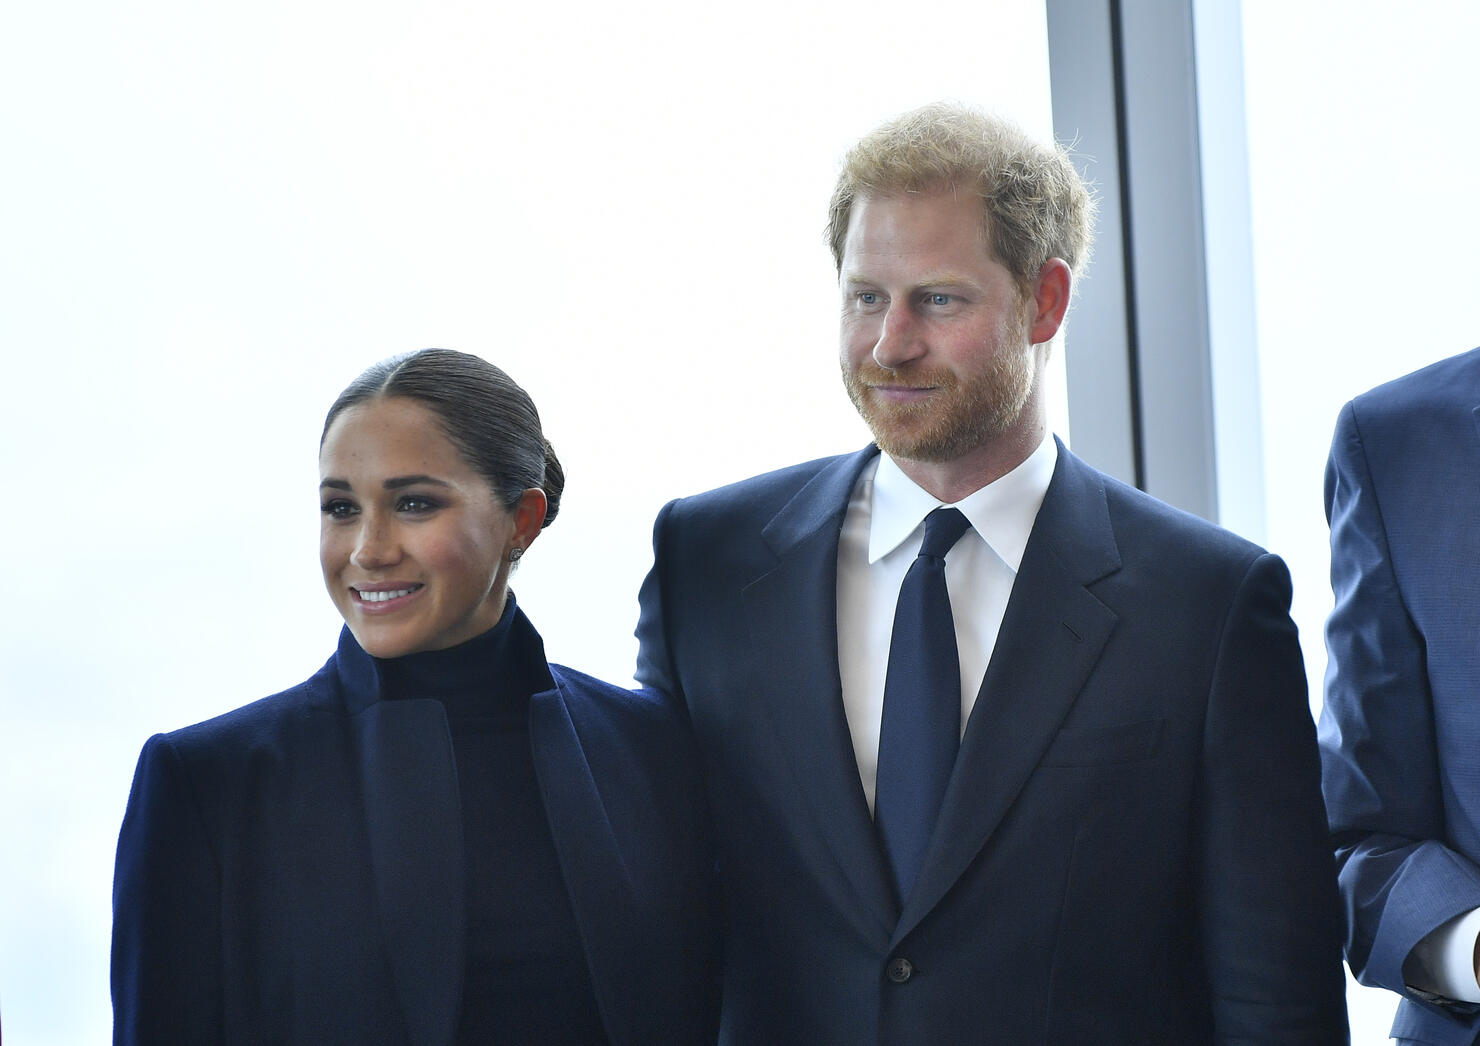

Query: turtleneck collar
333 593 556 717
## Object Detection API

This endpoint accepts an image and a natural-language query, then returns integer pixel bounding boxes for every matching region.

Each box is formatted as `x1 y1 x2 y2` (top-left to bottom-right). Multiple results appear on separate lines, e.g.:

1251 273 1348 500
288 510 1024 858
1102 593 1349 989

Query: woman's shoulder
549 664 674 713
539 667 707 836
120 655 359 831
153 654 344 760
545 665 693 748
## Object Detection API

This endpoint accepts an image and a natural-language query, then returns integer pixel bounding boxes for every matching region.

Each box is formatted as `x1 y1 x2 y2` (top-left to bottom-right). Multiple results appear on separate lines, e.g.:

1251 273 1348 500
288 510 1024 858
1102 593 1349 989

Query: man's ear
1028 257 1073 346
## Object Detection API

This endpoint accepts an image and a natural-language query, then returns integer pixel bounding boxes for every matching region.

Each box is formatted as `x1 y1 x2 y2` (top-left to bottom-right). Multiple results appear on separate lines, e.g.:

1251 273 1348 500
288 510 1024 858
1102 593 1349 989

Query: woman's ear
508 487 548 559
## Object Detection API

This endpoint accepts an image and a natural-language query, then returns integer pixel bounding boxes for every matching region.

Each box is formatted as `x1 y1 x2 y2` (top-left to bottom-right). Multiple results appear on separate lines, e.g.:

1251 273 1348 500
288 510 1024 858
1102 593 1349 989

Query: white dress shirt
836 436 1057 812
1407 906 1480 1002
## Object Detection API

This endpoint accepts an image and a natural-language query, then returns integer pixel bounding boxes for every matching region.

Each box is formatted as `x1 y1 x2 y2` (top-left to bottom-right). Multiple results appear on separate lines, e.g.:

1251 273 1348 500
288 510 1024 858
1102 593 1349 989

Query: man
637 104 1347 1043
1320 347 1480 1045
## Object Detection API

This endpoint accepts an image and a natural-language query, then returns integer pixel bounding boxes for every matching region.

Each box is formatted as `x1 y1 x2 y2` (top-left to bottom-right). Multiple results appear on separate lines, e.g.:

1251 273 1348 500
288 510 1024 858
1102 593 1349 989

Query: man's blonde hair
827 103 1095 288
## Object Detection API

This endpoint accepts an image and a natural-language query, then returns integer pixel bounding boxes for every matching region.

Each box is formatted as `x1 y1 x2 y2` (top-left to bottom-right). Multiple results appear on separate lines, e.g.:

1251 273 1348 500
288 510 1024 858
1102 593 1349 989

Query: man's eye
857 292 879 305
320 499 357 520
927 293 952 306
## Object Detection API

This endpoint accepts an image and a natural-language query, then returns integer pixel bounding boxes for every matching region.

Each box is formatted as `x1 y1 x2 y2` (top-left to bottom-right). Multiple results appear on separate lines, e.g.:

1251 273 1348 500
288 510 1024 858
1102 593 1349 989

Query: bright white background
1243 2 1480 1040
0 1 1055 1041
3 0 1475 1041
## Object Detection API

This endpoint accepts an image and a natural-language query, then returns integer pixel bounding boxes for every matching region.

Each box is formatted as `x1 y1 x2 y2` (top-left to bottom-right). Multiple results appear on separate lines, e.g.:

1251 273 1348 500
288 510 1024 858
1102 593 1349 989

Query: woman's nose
351 518 402 569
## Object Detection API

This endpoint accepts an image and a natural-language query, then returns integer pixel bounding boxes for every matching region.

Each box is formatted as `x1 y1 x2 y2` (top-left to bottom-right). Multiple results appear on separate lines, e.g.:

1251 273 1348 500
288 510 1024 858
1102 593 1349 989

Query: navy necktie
875 506 972 904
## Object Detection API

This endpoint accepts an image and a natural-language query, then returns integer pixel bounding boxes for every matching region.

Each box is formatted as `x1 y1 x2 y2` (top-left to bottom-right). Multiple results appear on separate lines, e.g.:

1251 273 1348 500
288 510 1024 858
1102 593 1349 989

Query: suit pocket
1038 717 1163 767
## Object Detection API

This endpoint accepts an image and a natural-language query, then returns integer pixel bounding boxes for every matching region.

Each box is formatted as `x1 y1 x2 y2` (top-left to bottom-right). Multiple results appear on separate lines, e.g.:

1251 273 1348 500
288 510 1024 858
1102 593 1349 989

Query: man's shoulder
1061 445 1265 557
689 450 864 500
1047 449 1273 601
1330 347 1480 472
1350 345 1480 420
663 448 873 524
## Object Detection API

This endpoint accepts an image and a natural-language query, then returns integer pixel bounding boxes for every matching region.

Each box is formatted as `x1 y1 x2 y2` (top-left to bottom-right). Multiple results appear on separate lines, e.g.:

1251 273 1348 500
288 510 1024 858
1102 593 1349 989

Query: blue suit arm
1319 400 1480 1011
1197 552 1350 1042
111 734 222 1045
636 499 684 703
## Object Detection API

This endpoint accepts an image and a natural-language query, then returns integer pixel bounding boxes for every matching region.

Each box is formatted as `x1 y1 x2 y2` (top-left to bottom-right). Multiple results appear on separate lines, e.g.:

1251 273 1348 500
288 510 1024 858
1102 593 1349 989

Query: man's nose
873 303 925 369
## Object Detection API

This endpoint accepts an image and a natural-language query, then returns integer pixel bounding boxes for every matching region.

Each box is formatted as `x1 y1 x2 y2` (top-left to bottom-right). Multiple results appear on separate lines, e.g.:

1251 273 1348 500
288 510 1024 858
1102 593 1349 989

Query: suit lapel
528 680 650 1046
340 636 465 1046
741 446 900 941
896 445 1122 942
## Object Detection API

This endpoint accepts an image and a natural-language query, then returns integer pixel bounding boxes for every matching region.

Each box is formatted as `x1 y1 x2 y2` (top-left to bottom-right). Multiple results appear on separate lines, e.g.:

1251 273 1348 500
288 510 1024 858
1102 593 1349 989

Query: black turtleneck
376 597 609 1046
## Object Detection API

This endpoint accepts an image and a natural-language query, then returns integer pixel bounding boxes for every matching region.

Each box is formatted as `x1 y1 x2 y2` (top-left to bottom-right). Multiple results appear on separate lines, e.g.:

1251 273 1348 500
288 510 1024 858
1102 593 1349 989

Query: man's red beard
841 346 1035 464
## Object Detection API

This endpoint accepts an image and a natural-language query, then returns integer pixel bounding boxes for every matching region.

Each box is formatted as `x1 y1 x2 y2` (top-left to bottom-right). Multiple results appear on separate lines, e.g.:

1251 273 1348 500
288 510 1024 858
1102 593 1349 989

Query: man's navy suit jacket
1321 346 1480 1045
637 439 1348 1044
112 614 719 1045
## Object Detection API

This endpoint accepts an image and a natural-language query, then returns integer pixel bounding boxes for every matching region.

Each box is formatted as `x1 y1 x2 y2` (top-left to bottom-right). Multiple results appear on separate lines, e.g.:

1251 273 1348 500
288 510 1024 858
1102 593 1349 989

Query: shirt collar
867 435 1058 571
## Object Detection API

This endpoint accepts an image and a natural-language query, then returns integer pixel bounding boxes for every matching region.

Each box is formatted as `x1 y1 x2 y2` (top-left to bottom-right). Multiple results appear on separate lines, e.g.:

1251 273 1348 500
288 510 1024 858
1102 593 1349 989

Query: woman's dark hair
321 349 563 527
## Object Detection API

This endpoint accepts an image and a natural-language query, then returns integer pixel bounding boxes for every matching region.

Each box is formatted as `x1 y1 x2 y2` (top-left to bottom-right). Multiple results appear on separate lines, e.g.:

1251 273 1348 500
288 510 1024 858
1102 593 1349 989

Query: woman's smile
349 583 425 609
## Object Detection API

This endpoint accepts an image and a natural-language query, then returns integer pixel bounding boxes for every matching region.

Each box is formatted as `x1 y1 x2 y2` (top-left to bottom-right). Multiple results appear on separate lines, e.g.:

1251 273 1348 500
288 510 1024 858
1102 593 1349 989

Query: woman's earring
509 547 524 562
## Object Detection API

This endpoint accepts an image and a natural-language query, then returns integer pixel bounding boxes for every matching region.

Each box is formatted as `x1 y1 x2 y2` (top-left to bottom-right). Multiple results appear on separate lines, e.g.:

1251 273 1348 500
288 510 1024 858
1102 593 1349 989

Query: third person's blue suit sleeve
1319 398 1480 1014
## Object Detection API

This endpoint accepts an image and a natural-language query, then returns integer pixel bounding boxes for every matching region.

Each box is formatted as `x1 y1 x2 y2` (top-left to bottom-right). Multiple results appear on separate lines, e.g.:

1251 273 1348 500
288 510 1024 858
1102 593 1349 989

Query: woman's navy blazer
112 612 719 1045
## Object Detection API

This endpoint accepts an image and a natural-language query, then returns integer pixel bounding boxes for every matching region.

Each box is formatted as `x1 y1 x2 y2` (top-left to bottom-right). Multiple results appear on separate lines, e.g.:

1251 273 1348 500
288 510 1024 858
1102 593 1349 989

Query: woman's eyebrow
383 474 452 490
318 474 453 491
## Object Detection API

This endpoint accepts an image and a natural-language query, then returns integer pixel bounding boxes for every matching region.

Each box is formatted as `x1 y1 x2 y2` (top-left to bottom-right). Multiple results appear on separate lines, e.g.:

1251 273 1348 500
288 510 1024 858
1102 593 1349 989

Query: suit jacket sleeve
636 499 682 701
112 734 223 1045
1199 551 1350 1042
1319 399 1480 1013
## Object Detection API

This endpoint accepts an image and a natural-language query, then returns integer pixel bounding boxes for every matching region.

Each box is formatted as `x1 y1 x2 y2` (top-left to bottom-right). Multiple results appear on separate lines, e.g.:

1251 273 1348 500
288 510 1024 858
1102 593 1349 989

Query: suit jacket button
887 957 914 983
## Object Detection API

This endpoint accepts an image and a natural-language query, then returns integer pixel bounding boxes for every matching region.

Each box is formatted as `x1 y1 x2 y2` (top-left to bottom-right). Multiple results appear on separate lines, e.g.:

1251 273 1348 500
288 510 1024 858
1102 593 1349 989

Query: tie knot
919 507 971 560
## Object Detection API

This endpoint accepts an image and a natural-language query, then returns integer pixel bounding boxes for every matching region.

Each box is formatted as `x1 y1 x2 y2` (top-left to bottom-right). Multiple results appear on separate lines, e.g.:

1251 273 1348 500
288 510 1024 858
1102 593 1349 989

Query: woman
112 350 718 1044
